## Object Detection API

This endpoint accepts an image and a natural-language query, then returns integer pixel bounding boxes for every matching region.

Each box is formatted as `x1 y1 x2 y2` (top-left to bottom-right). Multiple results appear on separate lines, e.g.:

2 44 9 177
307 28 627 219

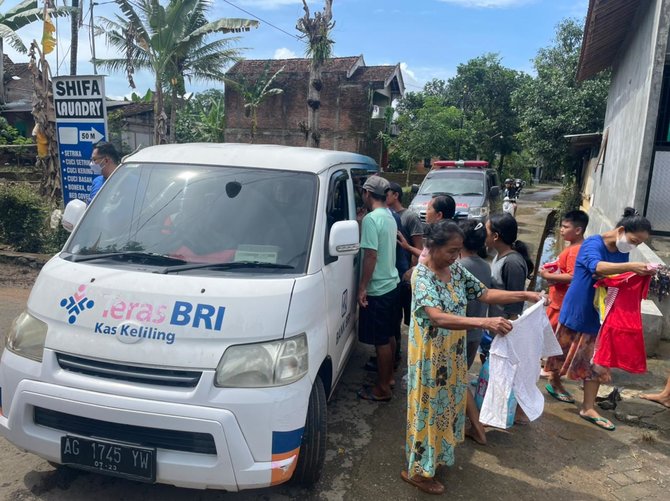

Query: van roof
122 143 378 174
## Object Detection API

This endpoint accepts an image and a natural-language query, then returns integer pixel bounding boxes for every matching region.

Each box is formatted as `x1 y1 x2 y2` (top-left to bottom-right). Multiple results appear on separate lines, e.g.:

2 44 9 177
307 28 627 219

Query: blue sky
3 0 589 98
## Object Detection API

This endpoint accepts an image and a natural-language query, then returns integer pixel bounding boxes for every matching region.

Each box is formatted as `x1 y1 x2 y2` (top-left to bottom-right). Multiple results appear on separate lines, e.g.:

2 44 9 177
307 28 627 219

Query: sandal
579 413 616 431
400 471 445 495
545 383 575 404
357 386 392 402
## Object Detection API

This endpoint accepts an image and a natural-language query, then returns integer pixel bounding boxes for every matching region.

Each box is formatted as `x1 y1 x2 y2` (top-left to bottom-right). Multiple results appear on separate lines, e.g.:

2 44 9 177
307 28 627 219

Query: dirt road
0 188 668 500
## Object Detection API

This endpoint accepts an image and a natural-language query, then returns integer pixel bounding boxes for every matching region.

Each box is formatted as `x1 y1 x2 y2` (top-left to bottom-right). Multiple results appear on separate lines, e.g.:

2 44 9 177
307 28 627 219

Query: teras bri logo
60 285 95 324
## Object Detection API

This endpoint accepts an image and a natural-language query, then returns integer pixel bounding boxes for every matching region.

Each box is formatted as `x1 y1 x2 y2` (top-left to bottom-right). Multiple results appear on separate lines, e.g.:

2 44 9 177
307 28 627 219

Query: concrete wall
588 0 670 235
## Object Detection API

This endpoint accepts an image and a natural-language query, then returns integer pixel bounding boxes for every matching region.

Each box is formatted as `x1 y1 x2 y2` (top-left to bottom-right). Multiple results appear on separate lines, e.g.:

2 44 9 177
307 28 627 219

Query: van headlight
6 311 48 362
468 206 489 218
215 334 308 387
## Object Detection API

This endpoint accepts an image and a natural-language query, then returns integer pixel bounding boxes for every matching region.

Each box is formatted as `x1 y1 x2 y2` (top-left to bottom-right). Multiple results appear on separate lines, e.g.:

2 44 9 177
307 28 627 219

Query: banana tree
95 0 257 144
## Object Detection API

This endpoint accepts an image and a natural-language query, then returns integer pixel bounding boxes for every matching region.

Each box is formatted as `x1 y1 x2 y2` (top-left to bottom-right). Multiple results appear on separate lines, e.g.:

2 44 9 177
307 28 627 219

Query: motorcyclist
503 178 518 216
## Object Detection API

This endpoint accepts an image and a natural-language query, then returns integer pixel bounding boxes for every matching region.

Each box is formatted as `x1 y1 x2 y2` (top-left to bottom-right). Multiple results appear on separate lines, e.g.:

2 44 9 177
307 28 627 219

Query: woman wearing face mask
544 207 654 431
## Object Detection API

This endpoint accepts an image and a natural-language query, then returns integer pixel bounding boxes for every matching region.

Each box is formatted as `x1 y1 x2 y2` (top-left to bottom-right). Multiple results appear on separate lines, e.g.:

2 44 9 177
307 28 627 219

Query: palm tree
296 0 334 148
96 0 257 144
225 63 284 142
0 0 44 103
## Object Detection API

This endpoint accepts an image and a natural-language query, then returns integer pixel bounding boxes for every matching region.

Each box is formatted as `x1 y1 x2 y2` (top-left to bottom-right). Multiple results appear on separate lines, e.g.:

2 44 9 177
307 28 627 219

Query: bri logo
60 285 95 324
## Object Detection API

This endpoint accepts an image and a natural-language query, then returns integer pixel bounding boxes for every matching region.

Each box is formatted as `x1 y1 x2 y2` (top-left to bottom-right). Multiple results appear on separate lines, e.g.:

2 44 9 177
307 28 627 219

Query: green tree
296 0 334 148
96 0 258 144
444 53 527 169
384 96 465 184
225 63 284 142
512 18 610 177
175 89 226 143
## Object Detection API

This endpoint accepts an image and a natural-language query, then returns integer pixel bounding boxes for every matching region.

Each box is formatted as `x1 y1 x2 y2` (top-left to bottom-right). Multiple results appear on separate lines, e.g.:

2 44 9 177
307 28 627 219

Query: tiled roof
227 56 362 76
351 65 399 84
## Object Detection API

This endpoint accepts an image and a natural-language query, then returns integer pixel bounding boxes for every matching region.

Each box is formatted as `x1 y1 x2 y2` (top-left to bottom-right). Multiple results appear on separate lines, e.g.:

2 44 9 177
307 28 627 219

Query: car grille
34 407 217 455
56 353 202 388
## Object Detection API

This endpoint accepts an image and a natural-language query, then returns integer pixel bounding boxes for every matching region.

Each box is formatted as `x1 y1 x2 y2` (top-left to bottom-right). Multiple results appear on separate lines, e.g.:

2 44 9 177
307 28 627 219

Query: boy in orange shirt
539 210 589 388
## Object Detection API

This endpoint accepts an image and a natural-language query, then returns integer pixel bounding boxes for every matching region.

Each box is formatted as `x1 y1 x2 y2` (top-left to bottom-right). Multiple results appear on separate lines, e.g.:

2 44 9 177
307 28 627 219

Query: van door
322 168 358 378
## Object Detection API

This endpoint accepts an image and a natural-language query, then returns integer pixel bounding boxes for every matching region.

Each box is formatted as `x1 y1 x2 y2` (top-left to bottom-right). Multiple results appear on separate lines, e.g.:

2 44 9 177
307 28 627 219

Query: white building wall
588 0 670 235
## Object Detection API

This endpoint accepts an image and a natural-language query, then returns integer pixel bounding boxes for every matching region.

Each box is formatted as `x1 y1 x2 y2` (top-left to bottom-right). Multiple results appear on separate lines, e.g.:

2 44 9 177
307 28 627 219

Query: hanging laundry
480 300 562 428
593 271 654 374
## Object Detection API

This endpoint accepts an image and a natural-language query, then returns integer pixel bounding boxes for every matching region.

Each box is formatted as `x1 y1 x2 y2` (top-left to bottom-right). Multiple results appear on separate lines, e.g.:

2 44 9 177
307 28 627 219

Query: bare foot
514 407 530 425
640 392 670 408
465 423 487 445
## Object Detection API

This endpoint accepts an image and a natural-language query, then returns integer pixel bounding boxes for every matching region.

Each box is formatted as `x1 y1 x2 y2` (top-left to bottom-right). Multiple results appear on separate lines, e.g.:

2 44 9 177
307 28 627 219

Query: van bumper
0 349 310 491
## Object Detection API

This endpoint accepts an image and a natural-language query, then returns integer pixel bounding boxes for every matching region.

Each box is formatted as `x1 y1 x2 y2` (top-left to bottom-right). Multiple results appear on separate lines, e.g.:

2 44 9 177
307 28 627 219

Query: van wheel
291 376 327 487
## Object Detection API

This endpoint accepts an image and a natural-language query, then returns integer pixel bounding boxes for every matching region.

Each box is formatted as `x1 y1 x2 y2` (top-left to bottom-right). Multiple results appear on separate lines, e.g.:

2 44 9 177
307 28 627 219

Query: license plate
61 435 156 482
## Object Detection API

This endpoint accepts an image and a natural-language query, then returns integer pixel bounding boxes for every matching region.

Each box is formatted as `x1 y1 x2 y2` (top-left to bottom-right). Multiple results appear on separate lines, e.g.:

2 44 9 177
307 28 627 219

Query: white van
0 144 374 491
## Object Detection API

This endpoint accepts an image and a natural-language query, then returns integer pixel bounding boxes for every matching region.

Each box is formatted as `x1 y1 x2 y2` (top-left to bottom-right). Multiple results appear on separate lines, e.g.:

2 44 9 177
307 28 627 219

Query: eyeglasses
91 156 105 162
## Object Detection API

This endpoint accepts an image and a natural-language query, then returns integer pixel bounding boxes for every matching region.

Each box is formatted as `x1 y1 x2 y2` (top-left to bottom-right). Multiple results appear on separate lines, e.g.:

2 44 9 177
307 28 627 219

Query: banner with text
53 75 108 204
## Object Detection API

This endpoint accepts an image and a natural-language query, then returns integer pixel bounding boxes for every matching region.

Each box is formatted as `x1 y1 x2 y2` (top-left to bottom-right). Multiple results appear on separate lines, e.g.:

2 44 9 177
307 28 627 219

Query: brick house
1 54 37 137
224 55 404 164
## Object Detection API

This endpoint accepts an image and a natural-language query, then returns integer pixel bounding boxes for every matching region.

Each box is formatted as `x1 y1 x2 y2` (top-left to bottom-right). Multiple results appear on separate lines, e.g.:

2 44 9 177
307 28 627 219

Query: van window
64 163 318 274
325 170 350 263
418 171 486 196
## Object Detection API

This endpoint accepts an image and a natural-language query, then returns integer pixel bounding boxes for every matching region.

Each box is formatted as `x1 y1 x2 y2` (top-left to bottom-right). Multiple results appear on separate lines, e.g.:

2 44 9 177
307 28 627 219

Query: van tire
291 376 327 487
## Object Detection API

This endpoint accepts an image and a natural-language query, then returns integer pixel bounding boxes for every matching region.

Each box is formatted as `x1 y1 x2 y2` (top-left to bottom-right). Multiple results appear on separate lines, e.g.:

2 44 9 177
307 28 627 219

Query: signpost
53 75 108 204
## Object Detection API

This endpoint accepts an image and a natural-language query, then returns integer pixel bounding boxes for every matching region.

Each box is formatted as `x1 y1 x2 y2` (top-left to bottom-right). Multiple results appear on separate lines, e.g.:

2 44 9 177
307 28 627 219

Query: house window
654 64 670 145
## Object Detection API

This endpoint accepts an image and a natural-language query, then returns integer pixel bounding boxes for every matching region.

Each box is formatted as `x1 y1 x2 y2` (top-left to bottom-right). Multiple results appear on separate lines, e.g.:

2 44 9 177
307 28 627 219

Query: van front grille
56 353 202 388
34 407 217 454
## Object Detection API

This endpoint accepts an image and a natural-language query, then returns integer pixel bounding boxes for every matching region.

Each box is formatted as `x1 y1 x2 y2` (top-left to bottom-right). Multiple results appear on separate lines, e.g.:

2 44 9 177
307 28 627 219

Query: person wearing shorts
357 175 400 402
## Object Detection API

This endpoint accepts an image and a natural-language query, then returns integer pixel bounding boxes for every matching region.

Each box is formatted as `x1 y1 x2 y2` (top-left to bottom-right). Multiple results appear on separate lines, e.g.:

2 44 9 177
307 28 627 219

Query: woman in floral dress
402 221 546 495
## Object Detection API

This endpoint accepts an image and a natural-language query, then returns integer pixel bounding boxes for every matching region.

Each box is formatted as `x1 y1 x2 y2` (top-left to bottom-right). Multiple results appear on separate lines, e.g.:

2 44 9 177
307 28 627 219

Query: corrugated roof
577 0 644 81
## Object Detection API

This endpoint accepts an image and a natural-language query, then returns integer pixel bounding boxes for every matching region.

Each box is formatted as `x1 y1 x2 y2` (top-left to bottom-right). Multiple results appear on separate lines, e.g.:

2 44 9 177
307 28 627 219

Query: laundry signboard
53 75 108 204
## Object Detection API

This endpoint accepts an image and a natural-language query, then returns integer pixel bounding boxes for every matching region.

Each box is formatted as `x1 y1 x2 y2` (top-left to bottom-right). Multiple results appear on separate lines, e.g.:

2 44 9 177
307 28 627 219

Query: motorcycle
502 196 516 216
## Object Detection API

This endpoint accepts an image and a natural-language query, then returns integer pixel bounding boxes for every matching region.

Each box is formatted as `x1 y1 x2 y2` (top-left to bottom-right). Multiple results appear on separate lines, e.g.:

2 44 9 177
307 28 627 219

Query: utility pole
90 0 97 74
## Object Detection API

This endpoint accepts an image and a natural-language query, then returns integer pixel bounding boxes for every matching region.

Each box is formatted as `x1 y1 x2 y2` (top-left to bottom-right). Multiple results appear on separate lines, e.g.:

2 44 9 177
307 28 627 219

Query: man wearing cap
357 175 400 402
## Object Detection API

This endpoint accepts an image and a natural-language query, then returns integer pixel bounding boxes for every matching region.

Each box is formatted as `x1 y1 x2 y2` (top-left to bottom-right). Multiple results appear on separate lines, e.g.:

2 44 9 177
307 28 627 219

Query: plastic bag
474 358 518 428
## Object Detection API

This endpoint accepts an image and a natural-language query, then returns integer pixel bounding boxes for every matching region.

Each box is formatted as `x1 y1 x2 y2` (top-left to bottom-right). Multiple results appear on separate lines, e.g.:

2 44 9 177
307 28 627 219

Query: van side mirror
328 220 360 256
489 186 500 197
411 184 419 194
62 199 87 232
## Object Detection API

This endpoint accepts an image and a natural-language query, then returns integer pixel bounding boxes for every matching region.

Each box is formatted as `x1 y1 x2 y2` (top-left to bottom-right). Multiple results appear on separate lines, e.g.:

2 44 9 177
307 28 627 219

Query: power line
221 0 301 41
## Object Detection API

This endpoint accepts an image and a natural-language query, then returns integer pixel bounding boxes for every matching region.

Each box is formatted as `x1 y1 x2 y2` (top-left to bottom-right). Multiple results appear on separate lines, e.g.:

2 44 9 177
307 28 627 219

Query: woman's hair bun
622 207 639 218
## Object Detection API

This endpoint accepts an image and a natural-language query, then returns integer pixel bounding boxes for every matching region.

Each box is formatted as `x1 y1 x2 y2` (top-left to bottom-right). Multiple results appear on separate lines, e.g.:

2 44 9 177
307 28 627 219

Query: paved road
0 187 668 500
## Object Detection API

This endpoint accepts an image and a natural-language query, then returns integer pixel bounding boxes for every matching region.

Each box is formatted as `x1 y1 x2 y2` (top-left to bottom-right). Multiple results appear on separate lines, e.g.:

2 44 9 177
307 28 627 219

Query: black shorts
358 287 399 346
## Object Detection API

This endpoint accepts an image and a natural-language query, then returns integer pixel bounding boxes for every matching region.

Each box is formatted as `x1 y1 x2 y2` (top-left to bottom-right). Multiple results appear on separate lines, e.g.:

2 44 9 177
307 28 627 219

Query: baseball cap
388 182 403 195
362 176 390 196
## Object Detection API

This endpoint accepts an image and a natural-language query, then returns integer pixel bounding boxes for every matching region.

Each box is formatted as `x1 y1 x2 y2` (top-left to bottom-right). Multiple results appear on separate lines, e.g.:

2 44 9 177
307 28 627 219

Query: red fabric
592 272 651 373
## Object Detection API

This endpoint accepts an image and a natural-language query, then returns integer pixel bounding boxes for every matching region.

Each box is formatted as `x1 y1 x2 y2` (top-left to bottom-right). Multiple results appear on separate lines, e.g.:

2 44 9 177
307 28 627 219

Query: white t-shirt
480 300 562 428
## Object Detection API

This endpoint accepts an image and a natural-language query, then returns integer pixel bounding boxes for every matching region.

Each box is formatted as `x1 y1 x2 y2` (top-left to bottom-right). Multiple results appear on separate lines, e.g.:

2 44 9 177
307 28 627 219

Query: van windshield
63 163 318 274
418 171 486 196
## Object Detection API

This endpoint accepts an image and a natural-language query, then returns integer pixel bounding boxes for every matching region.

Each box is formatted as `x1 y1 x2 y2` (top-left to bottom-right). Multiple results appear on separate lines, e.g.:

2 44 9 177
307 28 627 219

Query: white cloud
273 47 298 59
400 62 417 83
436 0 534 7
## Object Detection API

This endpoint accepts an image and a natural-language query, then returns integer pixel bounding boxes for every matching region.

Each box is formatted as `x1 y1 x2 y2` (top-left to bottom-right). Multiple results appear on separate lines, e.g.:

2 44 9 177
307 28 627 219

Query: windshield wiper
455 192 483 196
158 260 295 274
67 251 189 265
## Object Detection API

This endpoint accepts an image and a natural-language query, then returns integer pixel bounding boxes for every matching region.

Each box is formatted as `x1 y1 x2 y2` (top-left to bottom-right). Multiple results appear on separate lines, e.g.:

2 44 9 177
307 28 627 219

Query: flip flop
357 386 392 402
579 413 616 431
545 383 575 404
400 471 445 495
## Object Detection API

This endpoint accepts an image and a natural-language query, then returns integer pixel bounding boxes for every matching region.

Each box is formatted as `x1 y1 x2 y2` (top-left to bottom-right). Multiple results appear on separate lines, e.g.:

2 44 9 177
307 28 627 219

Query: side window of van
325 170 350 264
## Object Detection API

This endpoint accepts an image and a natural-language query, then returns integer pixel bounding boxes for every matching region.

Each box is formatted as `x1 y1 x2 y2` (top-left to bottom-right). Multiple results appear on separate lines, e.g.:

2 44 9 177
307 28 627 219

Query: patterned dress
406 262 486 478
